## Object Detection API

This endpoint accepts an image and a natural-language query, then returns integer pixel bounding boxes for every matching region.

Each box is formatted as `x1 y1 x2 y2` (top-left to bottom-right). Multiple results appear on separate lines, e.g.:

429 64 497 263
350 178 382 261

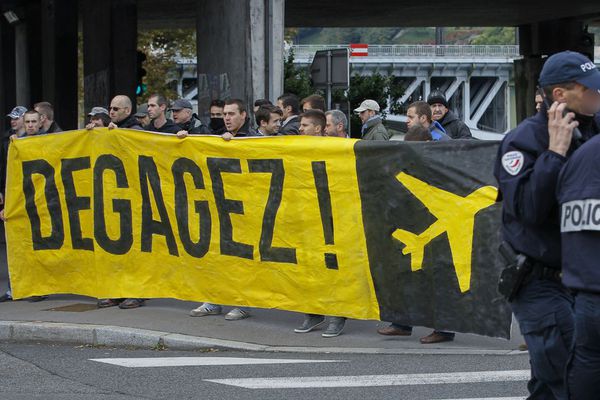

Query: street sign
310 48 349 90
350 43 369 57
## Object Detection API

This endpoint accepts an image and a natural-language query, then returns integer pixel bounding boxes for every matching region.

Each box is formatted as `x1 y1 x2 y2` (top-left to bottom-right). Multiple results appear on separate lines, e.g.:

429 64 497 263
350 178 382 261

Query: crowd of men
0 89 473 342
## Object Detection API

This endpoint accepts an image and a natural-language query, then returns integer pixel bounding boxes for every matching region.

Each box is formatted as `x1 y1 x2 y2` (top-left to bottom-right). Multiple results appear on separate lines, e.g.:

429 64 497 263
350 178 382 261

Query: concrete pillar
82 0 137 114
515 18 595 123
14 23 30 107
40 0 78 129
196 0 284 115
0 19 16 119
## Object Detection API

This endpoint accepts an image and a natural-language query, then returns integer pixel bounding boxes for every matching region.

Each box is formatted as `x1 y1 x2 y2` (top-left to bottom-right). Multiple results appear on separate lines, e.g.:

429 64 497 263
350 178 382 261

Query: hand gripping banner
4 129 511 338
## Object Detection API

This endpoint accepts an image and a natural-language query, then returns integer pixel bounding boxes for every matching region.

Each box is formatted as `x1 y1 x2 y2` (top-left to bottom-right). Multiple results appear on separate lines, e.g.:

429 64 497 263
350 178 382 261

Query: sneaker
225 308 250 321
189 303 222 317
118 298 145 309
294 314 326 333
322 317 346 338
0 293 12 303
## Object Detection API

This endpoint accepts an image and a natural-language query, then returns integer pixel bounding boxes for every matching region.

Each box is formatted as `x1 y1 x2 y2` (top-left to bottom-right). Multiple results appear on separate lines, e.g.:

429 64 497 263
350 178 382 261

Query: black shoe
97 298 124 308
0 293 12 303
28 295 48 302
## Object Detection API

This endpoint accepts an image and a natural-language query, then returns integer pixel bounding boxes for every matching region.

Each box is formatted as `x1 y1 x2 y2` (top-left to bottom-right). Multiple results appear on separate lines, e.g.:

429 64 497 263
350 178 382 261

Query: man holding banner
495 51 600 399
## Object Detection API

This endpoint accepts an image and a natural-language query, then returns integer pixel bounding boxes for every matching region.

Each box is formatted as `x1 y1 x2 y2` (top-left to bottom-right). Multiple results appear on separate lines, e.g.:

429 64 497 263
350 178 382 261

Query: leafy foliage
137 29 196 103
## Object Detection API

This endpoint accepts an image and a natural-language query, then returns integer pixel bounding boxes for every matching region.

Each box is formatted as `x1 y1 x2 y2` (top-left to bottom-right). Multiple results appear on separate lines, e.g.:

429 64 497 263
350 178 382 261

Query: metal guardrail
290 45 600 63
289 44 522 60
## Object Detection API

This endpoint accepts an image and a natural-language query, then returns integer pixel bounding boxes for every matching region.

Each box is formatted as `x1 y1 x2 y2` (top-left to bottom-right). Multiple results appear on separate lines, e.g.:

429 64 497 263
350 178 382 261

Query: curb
0 321 526 356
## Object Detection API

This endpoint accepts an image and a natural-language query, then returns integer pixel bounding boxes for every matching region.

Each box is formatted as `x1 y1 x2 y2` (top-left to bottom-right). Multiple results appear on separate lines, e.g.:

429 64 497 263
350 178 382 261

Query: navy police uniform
494 50 600 400
558 132 600 400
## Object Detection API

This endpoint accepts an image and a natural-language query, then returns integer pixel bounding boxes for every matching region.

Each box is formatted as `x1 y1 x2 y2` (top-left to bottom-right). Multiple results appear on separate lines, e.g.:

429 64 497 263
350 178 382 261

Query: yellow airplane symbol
392 172 497 293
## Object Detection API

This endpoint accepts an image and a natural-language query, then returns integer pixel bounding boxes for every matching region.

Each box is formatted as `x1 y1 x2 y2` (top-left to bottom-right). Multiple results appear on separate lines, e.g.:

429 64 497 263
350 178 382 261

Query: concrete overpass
1 0 599 130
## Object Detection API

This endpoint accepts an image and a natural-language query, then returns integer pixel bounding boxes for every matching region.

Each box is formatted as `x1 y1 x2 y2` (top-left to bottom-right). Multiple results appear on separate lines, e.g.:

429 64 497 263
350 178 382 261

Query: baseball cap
6 106 27 119
354 99 380 113
134 104 148 117
427 90 448 108
170 99 193 111
539 51 600 91
88 107 109 117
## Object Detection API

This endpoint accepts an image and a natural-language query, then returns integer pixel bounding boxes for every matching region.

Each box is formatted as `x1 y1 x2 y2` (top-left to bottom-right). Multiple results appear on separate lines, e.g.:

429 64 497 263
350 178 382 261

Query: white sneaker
225 308 250 321
189 303 222 317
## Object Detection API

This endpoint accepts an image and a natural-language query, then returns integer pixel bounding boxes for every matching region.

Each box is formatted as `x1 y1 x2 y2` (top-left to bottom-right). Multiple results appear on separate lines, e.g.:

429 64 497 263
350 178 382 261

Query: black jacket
42 121 62 134
494 109 600 268
145 118 180 134
279 115 300 135
118 115 143 130
179 115 211 134
438 111 472 139
231 118 259 137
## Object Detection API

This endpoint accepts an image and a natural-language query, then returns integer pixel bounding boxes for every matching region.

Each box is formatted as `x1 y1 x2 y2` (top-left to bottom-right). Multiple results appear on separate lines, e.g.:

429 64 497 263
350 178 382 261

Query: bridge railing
290 44 600 62
288 44 522 61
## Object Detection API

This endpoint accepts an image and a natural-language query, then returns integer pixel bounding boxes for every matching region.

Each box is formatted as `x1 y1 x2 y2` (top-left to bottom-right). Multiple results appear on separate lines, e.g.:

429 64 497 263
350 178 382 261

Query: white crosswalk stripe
205 369 530 389
89 356 344 368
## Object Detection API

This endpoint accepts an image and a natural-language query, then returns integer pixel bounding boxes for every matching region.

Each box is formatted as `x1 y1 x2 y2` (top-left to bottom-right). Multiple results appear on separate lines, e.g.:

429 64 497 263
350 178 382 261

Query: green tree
346 73 393 134
137 29 196 103
283 50 314 99
470 27 516 45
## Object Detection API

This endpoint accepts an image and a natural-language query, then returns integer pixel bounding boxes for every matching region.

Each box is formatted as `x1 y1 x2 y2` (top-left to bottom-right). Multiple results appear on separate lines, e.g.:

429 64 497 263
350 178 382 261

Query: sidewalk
0 246 525 355
0 293 524 355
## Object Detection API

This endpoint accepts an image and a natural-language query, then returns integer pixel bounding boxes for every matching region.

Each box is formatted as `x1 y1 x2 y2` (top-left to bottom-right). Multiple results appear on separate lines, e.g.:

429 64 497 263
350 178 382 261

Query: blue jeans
511 276 574 400
567 292 600 400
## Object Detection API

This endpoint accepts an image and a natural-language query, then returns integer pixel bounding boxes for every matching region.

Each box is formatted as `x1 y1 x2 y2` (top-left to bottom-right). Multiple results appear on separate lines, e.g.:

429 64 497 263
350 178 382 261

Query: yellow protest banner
5 129 380 320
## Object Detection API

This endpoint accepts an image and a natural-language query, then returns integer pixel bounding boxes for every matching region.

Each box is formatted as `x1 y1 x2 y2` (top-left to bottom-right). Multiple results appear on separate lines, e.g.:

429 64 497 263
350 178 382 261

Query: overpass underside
1 0 599 129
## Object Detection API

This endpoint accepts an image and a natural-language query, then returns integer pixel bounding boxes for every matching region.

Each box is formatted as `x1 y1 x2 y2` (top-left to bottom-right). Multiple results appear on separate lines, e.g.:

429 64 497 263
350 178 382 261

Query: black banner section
355 140 511 339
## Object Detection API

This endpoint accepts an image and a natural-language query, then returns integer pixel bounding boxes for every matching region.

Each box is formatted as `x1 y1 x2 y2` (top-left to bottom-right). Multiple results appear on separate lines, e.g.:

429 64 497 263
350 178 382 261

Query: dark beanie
427 90 448 108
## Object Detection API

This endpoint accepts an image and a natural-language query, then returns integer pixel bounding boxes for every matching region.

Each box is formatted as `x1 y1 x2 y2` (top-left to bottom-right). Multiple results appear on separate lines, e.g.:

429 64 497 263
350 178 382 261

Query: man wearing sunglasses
107 95 143 130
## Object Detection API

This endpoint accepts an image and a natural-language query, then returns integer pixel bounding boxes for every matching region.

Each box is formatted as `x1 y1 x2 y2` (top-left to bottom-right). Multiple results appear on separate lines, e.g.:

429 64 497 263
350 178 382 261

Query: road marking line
436 398 525 400
89 357 344 368
205 369 530 389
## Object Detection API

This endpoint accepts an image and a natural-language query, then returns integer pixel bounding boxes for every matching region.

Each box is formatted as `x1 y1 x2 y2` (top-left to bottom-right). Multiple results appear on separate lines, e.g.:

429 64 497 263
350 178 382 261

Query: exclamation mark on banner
312 161 338 270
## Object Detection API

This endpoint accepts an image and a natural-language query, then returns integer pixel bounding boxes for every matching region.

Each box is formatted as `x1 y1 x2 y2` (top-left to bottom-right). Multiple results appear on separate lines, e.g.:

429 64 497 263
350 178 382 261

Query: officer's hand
108 122 118 130
176 130 189 138
221 132 234 141
548 102 578 156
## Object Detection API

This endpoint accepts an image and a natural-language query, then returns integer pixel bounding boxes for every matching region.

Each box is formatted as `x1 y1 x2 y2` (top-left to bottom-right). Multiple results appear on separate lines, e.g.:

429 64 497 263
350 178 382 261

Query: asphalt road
0 342 529 400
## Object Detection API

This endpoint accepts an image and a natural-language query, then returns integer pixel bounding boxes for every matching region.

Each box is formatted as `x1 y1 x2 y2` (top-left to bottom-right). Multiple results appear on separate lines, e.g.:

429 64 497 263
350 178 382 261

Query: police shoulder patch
501 151 525 176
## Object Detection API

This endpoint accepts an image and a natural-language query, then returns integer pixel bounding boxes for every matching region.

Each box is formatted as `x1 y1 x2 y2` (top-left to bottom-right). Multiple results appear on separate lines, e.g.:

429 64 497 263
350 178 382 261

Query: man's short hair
255 105 283 126
404 125 432 142
325 110 348 131
542 82 578 102
24 109 41 119
148 94 168 107
300 109 326 130
34 101 54 120
277 93 300 115
301 94 326 112
224 98 247 114
254 98 272 108
210 99 225 108
408 101 432 123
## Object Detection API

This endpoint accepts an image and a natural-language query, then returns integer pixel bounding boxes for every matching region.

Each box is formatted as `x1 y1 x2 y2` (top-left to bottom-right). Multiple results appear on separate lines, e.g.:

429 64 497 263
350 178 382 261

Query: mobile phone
538 86 582 141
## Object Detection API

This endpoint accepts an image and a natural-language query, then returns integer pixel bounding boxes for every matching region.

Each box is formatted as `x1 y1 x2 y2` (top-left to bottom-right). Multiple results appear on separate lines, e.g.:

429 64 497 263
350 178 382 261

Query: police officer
494 50 600 399
556 61 600 400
